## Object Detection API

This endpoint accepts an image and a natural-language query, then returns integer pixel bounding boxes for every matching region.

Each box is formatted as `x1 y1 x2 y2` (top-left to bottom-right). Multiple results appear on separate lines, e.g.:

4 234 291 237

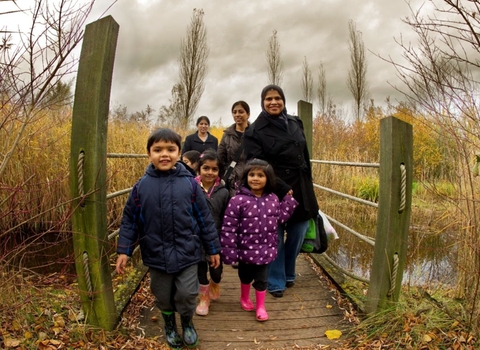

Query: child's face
148 140 181 171
182 157 196 170
199 159 219 187
247 168 267 195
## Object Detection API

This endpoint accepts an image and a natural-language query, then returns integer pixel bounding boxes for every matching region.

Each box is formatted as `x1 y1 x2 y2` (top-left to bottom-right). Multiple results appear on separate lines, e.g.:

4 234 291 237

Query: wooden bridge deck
139 254 351 349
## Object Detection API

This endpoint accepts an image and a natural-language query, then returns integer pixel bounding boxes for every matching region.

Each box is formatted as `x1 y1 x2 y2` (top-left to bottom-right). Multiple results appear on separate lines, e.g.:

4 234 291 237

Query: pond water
327 227 457 287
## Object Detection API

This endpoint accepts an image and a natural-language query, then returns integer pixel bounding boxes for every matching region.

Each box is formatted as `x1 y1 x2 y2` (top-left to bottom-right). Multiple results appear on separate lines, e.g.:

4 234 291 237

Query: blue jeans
267 219 310 292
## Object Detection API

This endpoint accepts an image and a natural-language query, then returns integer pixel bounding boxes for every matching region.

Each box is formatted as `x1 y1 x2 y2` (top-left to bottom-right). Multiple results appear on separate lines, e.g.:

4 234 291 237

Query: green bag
301 213 328 254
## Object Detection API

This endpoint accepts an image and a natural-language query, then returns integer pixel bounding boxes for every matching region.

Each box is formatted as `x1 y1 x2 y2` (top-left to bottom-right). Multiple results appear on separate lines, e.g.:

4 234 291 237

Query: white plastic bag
318 209 339 241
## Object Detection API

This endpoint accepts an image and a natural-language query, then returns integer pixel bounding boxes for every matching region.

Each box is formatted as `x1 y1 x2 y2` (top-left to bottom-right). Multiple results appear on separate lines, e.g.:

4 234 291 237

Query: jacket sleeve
217 134 228 167
193 182 221 255
117 185 141 256
220 197 240 264
182 134 193 154
212 135 219 151
277 194 299 224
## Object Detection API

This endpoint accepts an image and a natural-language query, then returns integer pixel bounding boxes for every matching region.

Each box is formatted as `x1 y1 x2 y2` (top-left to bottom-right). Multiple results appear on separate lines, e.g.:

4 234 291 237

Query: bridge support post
298 100 313 155
69 16 119 330
366 116 413 313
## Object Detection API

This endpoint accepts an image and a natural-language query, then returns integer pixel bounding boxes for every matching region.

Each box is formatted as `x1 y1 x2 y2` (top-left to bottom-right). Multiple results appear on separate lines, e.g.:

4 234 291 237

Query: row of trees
266 20 368 122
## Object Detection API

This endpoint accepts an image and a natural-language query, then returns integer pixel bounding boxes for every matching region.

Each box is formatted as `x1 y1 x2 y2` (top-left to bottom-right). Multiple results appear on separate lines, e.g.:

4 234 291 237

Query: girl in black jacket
194 150 230 316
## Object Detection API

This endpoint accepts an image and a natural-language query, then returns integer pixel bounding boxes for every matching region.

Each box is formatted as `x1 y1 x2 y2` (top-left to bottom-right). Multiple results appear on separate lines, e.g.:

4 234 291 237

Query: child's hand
116 254 128 274
209 254 220 269
287 189 293 196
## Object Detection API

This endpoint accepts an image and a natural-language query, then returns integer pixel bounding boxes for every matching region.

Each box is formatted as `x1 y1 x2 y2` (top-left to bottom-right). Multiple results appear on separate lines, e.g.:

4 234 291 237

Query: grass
342 287 477 349
2 107 480 348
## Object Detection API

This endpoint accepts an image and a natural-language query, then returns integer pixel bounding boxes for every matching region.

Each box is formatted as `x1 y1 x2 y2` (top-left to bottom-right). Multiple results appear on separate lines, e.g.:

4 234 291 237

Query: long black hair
238 159 276 194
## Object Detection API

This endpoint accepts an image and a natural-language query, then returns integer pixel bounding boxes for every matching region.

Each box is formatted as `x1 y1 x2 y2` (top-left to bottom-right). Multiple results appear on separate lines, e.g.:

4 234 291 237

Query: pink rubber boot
255 290 269 321
240 283 254 311
195 284 210 316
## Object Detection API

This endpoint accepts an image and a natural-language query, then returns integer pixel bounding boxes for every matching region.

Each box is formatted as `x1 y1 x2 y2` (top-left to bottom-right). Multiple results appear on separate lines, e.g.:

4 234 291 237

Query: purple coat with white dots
220 187 298 265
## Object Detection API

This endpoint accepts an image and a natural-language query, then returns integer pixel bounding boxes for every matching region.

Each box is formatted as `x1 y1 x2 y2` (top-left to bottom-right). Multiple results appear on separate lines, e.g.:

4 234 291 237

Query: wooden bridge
68 15 413 349
138 254 351 349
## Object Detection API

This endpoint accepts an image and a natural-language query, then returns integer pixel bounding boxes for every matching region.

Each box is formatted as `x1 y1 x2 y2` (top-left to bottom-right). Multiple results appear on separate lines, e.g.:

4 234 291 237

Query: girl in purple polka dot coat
221 159 298 321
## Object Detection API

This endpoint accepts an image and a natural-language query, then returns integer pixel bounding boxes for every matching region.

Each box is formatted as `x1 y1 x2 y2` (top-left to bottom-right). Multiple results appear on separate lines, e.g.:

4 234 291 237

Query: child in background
194 150 230 316
116 128 220 350
182 150 200 174
221 159 298 321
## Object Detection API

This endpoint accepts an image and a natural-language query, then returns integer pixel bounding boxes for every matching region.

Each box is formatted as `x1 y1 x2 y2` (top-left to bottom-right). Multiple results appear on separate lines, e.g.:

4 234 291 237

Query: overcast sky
6 0 431 126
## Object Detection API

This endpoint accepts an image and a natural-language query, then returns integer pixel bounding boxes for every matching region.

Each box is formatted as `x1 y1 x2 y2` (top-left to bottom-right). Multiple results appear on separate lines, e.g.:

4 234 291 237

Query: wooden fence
69 17 413 330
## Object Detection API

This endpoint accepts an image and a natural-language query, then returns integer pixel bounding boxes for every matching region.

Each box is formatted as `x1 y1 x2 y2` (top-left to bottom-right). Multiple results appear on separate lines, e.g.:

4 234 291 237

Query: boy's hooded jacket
220 186 298 265
117 162 221 273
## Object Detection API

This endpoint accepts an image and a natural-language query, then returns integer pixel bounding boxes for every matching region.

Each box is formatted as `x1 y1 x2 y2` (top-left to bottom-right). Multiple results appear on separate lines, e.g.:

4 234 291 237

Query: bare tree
301 56 313 102
157 83 188 131
346 19 368 122
0 0 95 179
317 61 327 115
177 8 209 129
386 0 480 330
266 30 284 85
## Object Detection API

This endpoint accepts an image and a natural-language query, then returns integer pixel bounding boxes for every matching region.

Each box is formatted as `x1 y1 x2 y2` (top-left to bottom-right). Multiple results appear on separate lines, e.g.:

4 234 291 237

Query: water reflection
326 227 456 286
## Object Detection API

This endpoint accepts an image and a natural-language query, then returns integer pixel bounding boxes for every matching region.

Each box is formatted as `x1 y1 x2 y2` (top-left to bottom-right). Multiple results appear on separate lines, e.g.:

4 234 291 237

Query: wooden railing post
298 100 313 155
366 116 413 313
69 16 119 330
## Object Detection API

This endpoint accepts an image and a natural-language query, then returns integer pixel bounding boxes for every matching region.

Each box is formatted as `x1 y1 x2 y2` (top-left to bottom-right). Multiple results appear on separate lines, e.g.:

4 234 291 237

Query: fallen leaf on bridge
325 329 342 339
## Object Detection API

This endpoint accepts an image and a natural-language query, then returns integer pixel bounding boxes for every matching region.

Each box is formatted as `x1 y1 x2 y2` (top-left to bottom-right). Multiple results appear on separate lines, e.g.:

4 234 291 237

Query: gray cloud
88 0 425 125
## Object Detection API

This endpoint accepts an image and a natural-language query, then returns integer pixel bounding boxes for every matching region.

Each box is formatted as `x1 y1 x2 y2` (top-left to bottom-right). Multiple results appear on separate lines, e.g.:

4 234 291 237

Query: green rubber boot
161 311 183 350
181 315 198 348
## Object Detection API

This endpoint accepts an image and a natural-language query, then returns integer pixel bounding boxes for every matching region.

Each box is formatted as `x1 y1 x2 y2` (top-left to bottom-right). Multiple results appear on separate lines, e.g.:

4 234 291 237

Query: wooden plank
139 255 350 349
70 16 119 330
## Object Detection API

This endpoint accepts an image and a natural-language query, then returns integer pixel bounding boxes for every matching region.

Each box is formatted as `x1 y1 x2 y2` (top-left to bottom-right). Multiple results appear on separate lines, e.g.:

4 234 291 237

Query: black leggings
238 262 268 291
198 260 223 285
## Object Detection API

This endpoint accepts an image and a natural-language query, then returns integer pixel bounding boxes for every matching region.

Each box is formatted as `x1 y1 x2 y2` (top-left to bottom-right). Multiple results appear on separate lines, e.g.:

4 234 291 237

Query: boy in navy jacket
116 128 220 349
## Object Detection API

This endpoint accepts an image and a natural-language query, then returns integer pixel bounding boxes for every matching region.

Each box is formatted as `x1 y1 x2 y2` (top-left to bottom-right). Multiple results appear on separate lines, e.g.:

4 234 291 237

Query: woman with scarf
243 85 318 298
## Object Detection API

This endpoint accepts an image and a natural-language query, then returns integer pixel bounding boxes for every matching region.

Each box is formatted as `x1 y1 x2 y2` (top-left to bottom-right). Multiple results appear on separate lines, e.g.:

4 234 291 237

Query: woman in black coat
243 84 318 298
183 116 218 155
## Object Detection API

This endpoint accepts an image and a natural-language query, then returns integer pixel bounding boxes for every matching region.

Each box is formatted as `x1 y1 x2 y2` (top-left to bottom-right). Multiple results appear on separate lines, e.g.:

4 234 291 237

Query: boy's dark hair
239 159 276 194
198 149 225 176
183 150 201 164
146 128 182 152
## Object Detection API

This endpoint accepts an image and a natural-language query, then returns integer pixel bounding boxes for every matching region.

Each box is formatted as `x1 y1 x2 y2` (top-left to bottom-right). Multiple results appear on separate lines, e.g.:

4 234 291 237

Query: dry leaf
24 331 33 339
12 320 22 331
53 315 65 328
4 338 21 347
325 329 342 339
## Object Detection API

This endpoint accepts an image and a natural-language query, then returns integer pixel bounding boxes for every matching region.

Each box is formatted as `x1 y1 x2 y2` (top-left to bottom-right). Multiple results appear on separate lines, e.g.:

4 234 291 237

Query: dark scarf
259 84 289 131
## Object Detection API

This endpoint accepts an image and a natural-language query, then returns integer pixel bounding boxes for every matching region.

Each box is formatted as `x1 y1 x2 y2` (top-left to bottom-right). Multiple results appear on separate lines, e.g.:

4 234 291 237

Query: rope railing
313 184 378 208
326 215 375 247
310 159 380 168
322 252 370 284
311 159 378 283
107 188 133 200
107 153 148 158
